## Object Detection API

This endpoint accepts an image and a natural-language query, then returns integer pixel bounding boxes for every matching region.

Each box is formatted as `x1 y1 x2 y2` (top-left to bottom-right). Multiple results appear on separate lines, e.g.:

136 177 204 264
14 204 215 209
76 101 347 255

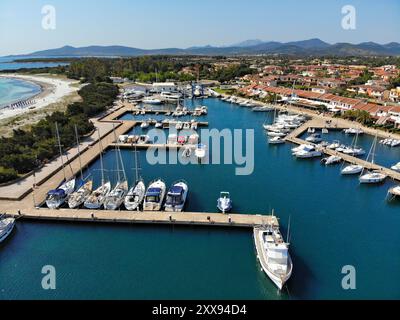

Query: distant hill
10 39 400 58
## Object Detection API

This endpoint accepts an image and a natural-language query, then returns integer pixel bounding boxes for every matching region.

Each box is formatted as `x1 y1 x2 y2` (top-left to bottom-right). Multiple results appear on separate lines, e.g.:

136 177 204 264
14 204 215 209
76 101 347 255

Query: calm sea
0 56 69 71
0 77 42 108
1 98 399 300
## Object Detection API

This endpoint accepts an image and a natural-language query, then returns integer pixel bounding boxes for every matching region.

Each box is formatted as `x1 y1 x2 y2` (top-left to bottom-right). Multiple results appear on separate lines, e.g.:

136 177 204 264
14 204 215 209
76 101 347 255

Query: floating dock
6 209 279 229
285 120 400 182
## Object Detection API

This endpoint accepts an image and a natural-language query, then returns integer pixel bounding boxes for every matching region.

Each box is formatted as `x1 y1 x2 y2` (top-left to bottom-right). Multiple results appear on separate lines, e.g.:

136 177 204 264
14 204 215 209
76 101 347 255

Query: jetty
6 209 278 229
0 101 278 229
285 119 400 182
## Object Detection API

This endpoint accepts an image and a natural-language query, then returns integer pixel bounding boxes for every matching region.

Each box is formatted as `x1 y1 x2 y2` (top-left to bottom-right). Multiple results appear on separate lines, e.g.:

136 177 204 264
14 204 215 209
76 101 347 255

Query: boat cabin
166 186 185 206
145 188 162 203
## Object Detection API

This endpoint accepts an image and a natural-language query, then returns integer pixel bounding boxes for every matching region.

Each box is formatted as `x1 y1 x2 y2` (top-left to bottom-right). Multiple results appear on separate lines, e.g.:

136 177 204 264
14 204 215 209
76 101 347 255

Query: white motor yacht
46 178 76 209
0 216 16 243
254 226 293 290
268 137 285 145
294 145 322 159
391 162 400 172
164 180 189 212
143 179 166 211
341 164 363 175
322 156 342 165
306 133 322 143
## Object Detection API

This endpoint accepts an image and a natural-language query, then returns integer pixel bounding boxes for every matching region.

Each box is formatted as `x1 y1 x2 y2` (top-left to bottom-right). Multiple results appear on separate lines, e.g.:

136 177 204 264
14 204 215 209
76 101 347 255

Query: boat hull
0 218 15 243
253 229 292 290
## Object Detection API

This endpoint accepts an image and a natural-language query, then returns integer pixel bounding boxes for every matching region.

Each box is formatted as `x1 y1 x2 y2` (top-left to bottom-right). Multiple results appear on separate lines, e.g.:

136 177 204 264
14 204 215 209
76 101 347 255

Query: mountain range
10 39 400 58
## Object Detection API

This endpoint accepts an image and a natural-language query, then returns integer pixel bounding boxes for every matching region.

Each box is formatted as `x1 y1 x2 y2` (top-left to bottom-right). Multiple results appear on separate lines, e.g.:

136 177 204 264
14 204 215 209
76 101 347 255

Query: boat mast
97 128 105 186
112 124 121 183
287 215 291 245
74 125 84 181
55 122 66 181
134 145 140 182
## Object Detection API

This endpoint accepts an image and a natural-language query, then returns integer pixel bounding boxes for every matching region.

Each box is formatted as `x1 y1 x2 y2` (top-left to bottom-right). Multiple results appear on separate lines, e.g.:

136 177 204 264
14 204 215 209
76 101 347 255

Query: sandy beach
0 74 80 121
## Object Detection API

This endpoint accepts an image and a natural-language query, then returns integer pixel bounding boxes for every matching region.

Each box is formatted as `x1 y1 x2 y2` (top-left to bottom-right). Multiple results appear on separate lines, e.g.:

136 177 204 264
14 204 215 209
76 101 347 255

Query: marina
1 96 400 299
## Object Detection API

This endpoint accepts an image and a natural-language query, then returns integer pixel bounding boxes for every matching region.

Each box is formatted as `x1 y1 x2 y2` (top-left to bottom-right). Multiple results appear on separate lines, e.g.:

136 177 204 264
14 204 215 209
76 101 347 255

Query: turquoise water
1 98 400 300
0 77 41 107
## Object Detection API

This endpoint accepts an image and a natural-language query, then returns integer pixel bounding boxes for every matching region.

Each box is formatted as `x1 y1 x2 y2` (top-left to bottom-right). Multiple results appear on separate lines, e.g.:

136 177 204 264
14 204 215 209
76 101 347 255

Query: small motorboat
391 162 400 172
327 141 340 150
143 179 166 211
268 137 285 145
321 156 342 165
341 164 363 175
388 185 400 199
140 121 150 129
138 135 150 144
182 146 192 158
306 133 322 143
143 97 162 105
0 216 16 243
46 178 76 209
195 144 207 159
155 122 163 129
183 122 191 130
293 145 322 159
68 180 93 209
344 128 364 135
124 180 146 211
267 131 286 138
217 192 232 213
164 180 189 212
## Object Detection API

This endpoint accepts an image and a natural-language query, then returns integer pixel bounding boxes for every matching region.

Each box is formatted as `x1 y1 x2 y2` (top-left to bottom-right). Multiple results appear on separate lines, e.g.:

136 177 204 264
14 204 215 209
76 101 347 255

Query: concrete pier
7 209 279 229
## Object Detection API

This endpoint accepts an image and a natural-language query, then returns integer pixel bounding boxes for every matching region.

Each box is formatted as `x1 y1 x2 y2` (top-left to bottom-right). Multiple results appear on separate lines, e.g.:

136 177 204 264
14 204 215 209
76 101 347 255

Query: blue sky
0 0 399 56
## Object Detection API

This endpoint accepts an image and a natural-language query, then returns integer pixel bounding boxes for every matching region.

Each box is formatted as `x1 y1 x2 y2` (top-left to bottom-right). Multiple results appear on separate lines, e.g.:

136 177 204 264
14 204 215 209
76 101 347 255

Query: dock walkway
285 119 400 182
7 209 278 229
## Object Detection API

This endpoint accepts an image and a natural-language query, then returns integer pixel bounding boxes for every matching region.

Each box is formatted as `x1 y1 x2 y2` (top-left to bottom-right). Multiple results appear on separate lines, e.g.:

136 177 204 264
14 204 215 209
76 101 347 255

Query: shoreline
0 73 80 121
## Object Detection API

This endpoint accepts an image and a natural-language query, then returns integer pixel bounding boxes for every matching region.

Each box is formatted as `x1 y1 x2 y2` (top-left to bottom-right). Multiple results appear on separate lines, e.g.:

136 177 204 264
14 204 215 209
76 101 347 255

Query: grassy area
213 87 237 95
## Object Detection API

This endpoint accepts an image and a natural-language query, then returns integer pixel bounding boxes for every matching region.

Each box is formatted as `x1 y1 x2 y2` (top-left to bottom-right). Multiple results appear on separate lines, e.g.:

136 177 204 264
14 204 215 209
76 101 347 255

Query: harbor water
1 98 400 299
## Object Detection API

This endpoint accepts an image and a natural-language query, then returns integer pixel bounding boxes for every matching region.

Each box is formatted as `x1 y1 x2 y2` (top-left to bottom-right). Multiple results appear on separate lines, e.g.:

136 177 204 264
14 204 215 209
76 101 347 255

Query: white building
152 82 177 93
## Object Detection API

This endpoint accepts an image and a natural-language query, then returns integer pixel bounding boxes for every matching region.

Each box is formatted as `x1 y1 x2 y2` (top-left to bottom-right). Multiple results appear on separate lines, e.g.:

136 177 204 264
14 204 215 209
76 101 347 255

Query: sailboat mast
97 129 105 186
287 215 291 244
55 122 66 180
112 124 121 183
74 125 84 180
134 146 139 182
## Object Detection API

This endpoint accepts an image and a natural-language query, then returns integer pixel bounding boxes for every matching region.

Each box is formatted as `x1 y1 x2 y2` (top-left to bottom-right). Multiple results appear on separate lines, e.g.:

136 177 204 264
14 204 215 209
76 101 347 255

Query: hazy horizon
1 0 399 56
